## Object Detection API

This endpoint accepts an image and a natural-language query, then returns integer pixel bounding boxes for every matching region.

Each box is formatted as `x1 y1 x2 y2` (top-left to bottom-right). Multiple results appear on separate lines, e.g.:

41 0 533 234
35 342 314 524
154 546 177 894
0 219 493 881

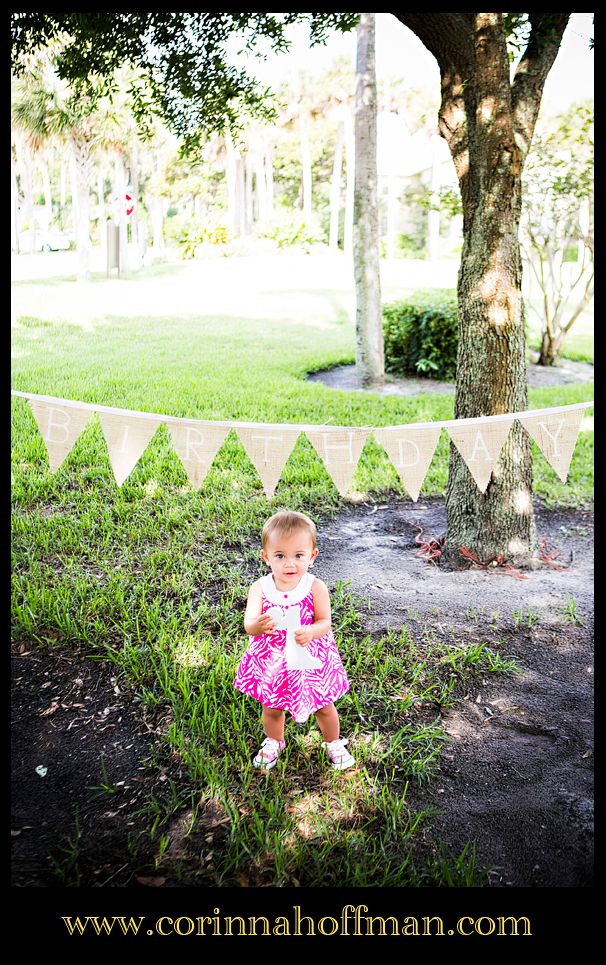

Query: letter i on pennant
97 412 161 486
28 399 93 472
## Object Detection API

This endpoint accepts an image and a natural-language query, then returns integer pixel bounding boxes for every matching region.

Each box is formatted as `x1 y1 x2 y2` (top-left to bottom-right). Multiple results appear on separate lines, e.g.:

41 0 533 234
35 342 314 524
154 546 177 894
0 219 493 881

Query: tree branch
511 13 570 161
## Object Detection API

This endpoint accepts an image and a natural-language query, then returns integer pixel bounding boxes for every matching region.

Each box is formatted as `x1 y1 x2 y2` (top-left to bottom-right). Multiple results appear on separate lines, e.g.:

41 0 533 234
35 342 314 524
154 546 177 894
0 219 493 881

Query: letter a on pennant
168 422 230 489
447 419 514 492
98 412 161 486
28 399 93 472
304 428 370 495
518 408 585 482
373 425 442 501
236 426 300 498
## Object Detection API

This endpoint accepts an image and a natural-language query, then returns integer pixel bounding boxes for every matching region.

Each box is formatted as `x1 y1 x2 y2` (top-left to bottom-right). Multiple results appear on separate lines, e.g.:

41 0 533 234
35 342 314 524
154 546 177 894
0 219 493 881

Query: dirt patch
316 497 594 887
10 645 175 887
308 356 593 395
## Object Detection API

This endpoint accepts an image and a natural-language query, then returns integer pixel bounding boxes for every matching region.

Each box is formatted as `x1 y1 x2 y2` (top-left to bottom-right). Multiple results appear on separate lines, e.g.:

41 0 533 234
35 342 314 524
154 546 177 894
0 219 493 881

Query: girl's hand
294 627 313 648
255 613 277 635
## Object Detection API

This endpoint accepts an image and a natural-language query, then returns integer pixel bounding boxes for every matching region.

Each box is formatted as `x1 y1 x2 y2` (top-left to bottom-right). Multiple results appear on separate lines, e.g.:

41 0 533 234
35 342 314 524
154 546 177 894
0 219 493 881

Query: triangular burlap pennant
518 408 585 482
305 427 370 495
168 421 230 489
447 419 514 492
236 426 300 498
373 425 442 501
98 412 161 486
28 399 93 472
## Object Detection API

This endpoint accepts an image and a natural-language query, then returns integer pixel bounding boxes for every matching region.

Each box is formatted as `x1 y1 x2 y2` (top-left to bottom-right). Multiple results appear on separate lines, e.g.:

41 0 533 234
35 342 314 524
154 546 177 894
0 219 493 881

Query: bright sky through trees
238 12 593 113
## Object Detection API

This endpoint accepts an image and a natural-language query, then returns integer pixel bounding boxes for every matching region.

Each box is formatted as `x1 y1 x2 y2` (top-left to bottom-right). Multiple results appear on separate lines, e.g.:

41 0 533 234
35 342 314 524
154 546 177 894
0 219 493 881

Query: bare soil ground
317 497 594 888
307 355 594 394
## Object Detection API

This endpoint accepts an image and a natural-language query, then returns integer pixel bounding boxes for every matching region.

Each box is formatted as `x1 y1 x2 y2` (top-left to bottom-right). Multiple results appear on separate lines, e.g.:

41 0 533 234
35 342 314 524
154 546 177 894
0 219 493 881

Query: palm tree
12 50 126 281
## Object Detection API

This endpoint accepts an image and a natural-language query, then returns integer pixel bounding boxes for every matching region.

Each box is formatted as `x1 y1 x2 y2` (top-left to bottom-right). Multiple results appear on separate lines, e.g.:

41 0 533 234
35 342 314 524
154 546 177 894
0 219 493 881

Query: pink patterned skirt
233 573 350 724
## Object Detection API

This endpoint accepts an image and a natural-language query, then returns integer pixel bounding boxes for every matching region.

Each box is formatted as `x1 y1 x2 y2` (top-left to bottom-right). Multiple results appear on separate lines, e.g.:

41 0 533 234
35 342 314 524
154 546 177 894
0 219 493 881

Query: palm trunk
15 135 36 254
265 145 274 219
71 139 92 282
37 155 53 228
113 150 129 274
353 12 384 387
344 107 355 257
329 121 344 250
11 154 20 252
299 108 312 221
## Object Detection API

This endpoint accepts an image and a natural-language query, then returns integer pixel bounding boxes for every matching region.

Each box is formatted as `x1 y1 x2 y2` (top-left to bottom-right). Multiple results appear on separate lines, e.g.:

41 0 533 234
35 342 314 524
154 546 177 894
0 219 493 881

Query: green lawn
11 256 594 886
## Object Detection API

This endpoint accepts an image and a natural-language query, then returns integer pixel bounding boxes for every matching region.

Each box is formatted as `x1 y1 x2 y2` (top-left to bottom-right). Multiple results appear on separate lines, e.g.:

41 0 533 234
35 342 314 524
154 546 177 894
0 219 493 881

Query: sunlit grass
11 258 592 886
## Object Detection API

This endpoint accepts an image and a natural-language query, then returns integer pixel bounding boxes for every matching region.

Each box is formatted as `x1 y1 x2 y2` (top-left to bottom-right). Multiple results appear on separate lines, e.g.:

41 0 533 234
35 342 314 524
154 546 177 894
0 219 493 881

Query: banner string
10 390 594 433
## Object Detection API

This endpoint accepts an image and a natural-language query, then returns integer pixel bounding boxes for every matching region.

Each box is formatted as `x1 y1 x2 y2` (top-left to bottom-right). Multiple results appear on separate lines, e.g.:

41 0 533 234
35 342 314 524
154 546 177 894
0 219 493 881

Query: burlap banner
305 427 371 495
236 426 301 498
98 412 162 486
373 424 442 501
168 421 231 489
13 392 592 498
28 398 93 472
447 418 515 493
518 406 586 482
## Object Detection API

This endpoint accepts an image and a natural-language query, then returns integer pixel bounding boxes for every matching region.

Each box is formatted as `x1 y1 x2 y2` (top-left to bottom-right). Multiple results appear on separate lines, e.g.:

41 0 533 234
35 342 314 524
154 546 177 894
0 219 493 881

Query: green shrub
383 289 458 380
163 215 230 257
255 211 325 250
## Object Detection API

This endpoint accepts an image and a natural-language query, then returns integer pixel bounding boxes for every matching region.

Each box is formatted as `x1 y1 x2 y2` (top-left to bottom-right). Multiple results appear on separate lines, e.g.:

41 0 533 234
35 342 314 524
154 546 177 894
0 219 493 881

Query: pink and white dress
233 572 350 724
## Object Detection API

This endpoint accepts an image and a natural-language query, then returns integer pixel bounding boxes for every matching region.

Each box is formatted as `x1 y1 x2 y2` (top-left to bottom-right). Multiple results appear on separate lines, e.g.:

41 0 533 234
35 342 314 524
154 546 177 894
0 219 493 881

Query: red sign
110 193 136 219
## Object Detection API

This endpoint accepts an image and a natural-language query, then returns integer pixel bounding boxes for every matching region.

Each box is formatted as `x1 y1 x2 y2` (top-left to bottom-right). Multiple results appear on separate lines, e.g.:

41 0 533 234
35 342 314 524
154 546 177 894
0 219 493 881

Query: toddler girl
233 510 355 771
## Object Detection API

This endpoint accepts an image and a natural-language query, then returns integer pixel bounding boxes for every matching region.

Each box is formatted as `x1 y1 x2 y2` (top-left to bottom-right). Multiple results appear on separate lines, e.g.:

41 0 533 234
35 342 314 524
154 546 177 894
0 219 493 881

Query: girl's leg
262 706 286 741
314 702 339 743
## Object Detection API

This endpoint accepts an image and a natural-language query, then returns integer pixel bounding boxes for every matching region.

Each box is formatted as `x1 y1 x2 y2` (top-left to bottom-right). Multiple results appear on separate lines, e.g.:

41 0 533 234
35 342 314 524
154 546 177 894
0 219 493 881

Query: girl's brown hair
261 511 317 549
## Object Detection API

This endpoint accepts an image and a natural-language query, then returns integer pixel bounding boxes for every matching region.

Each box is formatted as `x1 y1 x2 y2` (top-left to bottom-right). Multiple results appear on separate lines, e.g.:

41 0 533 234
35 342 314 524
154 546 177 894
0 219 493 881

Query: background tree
393 12 570 563
11 12 579 564
353 13 384 387
521 102 593 366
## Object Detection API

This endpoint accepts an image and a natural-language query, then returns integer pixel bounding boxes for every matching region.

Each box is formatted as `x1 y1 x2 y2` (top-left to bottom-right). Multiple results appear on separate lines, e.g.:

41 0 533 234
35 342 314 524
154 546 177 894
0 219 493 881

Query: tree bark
329 120 344 250
299 107 313 222
353 12 385 387
71 137 92 282
394 11 570 564
344 107 354 257
14 134 36 253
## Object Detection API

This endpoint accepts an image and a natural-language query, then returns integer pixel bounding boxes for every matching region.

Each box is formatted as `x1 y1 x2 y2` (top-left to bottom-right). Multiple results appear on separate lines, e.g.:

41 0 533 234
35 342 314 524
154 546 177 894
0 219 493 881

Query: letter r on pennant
185 427 205 462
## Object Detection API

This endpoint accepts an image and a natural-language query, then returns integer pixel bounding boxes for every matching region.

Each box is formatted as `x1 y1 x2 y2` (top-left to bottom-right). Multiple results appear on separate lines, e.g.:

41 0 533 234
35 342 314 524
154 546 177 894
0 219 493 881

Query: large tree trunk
353 12 384 387
395 12 570 565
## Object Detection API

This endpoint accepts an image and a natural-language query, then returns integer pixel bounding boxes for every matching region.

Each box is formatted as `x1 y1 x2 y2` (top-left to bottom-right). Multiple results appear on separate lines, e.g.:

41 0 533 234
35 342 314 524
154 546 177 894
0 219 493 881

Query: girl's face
262 527 319 591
